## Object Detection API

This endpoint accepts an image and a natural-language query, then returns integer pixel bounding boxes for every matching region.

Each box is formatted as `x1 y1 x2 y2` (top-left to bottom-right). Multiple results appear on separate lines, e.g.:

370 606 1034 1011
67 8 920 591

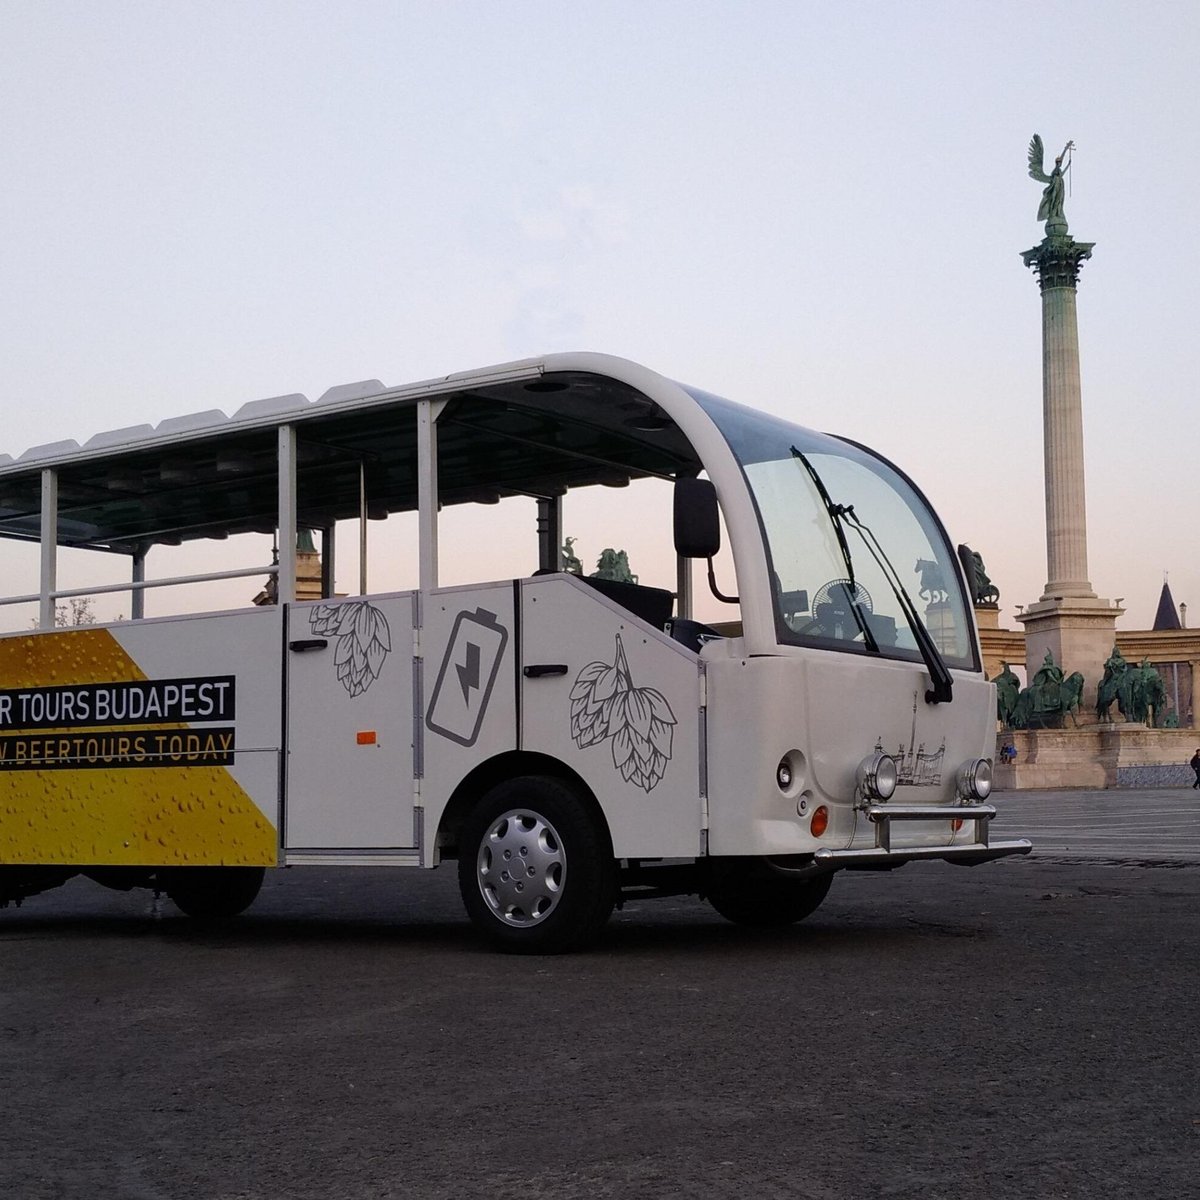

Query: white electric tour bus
0 353 1028 951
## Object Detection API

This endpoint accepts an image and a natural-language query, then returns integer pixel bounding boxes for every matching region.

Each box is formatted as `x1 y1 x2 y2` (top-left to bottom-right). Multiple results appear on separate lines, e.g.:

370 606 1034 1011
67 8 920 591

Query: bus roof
0 354 706 552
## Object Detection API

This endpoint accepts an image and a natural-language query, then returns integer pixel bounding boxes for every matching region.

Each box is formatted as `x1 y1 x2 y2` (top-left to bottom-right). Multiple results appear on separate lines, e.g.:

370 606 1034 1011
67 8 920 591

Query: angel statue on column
1027 134 1074 229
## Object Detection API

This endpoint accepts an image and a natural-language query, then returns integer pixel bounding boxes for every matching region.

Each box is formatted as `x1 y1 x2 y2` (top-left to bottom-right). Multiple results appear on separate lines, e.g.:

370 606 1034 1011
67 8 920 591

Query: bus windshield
688 388 977 670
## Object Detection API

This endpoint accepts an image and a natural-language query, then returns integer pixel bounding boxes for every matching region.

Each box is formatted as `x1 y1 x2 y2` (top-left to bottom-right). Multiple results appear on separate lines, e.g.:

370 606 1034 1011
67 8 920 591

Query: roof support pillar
39 468 58 630
536 495 562 573
358 463 369 594
321 525 336 600
277 424 297 604
131 547 146 620
418 399 444 594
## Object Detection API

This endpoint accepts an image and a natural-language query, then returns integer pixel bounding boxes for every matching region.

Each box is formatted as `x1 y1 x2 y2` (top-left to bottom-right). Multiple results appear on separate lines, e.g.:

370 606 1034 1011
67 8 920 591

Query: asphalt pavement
993 784 1200 862
4 788 1200 1200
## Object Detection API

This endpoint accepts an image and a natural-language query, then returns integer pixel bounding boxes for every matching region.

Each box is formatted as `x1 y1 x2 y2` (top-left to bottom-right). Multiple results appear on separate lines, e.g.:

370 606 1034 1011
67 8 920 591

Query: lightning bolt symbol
456 641 482 705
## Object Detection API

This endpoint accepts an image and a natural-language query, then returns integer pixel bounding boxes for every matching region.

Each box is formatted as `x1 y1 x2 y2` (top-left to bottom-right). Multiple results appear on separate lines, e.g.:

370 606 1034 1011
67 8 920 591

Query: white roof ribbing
155 409 228 436
19 439 81 462
0 358 560 472
84 424 156 449
316 380 387 405
232 392 311 421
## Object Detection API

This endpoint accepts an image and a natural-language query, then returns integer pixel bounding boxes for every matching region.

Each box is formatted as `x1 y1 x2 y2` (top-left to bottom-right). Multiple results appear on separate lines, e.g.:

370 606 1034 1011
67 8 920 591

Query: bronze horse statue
1007 652 1084 729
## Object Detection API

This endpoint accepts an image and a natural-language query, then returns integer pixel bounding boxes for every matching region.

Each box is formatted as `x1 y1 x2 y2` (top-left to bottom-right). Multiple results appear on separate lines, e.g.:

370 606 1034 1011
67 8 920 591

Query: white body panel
519 575 703 859
420 582 519 853
109 607 283 831
705 643 995 856
285 594 416 850
0 608 282 866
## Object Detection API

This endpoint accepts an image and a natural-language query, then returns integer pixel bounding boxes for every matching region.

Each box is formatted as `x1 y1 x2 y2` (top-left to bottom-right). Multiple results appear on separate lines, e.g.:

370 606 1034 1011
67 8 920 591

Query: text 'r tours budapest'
0 676 235 731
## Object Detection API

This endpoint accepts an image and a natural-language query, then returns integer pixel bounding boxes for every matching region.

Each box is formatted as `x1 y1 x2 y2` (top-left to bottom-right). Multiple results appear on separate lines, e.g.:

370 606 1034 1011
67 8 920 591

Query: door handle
523 664 568 678
289 638 328 652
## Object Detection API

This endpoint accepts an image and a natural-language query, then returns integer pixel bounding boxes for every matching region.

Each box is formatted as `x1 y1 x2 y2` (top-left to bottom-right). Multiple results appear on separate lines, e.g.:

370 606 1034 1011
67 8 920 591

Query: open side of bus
0 352 1028 951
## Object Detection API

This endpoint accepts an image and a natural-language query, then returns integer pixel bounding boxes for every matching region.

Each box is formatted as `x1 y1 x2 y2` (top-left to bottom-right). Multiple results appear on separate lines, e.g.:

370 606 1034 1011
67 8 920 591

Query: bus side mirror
674 478 721 559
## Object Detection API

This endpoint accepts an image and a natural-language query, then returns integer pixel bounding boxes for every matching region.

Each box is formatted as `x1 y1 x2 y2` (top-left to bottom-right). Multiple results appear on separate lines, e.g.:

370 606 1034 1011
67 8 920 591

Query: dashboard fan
811 579 873 618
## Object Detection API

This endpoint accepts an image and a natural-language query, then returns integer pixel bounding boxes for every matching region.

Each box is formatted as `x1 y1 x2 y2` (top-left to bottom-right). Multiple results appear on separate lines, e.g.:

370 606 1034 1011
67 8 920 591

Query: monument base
994 725 1198 790
1017 595 1123 717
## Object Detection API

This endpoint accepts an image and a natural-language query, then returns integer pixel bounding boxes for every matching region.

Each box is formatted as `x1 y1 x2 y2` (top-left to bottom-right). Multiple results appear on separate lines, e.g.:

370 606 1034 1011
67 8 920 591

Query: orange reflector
951 817 964 832
810 805 829 838
356 731 377 745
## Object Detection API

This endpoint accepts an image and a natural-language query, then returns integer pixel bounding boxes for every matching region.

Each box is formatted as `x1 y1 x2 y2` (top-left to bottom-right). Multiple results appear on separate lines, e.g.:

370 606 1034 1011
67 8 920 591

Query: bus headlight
856 752 897 800
776 758 793 790
957 758 993 801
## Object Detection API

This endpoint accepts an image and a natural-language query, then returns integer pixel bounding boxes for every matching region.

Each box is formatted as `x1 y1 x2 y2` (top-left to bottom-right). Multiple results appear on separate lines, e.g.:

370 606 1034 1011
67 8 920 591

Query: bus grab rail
0 564 279 608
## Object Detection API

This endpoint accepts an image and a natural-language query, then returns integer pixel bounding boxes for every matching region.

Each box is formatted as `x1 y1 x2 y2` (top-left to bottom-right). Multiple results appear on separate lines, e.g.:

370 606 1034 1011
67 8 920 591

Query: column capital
1021 233 1095 291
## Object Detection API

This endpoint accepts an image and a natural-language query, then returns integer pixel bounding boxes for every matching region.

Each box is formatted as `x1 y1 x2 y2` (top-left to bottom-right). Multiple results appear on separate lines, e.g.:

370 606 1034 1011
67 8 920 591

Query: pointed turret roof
1153 581 1182 630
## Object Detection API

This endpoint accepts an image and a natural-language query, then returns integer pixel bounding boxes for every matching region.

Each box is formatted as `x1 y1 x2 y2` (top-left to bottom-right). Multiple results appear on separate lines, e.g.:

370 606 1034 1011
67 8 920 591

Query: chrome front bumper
772 800 1032 876
814 839 1033 870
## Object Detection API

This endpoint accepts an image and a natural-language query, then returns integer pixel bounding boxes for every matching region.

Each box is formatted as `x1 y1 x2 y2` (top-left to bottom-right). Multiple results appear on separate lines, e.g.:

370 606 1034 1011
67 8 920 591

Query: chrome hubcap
476 808 566 927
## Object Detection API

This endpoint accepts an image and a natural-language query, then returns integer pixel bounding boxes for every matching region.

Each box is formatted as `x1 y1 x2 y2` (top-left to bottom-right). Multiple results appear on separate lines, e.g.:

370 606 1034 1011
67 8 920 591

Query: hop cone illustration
311 601 392 696
309 602 357 638
570 635 676 792
569 657 622 748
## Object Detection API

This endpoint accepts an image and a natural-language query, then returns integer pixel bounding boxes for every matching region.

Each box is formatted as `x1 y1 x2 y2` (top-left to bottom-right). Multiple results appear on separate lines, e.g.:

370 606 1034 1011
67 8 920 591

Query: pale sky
2 0 1197 631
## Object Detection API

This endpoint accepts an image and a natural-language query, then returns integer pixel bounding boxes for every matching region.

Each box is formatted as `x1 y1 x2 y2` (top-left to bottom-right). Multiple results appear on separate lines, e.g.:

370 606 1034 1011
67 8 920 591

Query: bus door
284 594 417 851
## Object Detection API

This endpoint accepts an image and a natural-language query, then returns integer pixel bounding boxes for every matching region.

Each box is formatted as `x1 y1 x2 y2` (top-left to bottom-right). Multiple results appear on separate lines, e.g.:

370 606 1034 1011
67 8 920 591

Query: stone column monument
1015 136 1122 715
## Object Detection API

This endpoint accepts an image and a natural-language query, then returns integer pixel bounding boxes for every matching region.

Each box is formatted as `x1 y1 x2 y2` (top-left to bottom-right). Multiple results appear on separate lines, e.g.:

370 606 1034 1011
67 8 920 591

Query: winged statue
1028 134 1074 228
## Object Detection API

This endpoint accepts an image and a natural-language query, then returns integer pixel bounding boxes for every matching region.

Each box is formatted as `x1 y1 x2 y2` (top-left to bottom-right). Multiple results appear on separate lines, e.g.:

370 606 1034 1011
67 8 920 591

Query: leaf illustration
570 690 612 747
649 714 674 758
611 726 635 768
309 603 343 637
569 661 608 698
622 689 654 740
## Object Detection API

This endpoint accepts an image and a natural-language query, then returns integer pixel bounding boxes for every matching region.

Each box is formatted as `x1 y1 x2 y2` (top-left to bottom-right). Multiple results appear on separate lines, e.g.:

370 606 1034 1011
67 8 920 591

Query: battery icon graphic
425 608 509 748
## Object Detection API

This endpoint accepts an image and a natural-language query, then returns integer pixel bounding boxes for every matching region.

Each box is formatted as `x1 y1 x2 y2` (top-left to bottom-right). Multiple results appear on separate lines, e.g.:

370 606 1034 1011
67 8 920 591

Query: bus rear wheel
160 866 265 919
707 867 832 927
458 776 616 954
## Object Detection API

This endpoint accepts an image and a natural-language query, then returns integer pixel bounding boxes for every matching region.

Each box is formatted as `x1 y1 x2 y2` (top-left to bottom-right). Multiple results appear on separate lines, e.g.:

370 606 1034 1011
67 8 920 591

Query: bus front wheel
707 867 832 927
458 776 616 954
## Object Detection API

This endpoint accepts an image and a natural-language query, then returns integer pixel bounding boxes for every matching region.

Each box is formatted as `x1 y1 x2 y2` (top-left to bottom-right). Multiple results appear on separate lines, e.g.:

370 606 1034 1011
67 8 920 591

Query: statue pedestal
1016 595 1124 720
995 724 1197 790
973 602 1000 631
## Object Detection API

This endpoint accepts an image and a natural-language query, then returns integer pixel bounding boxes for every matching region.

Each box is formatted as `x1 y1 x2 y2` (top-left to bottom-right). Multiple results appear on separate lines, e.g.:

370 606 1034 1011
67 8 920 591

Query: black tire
457 776 616 954
161 866 265 919
707 867 832 927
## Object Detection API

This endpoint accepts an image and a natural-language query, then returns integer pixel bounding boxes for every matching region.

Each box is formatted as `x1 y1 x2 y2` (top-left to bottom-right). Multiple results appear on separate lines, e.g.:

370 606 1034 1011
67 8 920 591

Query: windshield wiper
789 447 878 653
790 446 953 705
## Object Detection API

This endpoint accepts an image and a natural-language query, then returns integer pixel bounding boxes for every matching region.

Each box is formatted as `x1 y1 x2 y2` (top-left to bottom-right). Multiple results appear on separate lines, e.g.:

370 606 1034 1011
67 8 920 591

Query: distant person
1190 748 1200 789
